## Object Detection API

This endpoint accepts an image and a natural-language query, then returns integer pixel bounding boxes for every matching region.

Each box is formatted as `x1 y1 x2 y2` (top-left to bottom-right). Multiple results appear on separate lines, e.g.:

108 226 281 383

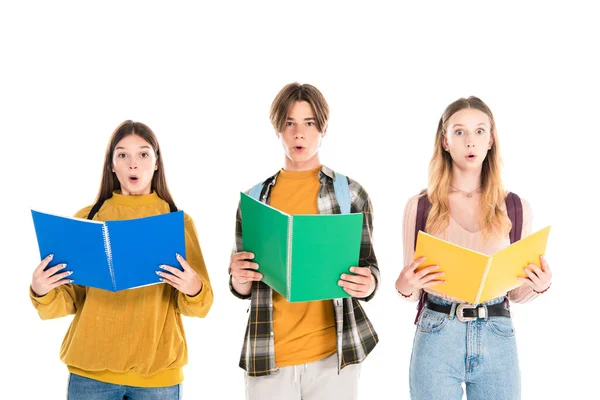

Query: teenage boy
229 82 379 400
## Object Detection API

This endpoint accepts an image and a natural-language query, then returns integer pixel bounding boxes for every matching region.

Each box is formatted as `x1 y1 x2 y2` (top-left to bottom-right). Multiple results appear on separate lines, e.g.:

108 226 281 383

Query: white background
1 1 598 398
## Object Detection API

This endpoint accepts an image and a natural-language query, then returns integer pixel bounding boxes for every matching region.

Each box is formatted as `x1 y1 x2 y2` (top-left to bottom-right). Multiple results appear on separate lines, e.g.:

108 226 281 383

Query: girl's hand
31 254 73 296
395 256 445 296
157 253 203 296
518 255 552 293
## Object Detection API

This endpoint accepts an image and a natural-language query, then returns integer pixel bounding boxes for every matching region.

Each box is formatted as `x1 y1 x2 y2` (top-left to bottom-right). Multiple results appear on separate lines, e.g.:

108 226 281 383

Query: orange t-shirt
269 167 337 367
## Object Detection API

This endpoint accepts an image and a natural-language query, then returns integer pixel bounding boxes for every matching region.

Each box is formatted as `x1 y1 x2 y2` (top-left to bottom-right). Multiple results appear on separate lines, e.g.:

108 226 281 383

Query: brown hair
94 120 176 208
426 96 511 239
270 82 329 133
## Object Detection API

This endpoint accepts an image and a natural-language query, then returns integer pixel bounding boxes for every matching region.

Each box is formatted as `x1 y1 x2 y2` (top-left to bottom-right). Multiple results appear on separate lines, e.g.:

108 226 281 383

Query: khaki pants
245 353 361 400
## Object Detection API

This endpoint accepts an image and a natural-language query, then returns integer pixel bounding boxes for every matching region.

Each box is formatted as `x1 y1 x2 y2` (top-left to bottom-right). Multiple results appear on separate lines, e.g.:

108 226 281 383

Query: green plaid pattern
230 165 379 376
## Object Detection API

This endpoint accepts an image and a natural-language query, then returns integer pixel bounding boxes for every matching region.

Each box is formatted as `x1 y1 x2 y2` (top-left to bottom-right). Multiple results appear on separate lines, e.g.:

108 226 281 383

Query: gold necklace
450 185 480 198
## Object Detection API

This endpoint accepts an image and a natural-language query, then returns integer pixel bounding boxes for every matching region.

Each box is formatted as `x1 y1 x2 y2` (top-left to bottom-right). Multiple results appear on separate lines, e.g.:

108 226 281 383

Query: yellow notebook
414 226 551 304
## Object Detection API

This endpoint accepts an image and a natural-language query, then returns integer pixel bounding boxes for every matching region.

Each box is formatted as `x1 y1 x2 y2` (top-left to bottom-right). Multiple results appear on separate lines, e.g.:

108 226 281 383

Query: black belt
425 300 510 322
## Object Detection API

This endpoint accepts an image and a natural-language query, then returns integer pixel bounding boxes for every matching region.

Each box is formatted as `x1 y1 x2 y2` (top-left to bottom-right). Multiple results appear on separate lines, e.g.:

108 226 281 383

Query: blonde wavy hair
426 96 511 239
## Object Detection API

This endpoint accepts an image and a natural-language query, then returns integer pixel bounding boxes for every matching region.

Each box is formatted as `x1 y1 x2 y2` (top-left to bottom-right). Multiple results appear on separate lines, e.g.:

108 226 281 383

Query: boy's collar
270 165 336 186
319 165 336 181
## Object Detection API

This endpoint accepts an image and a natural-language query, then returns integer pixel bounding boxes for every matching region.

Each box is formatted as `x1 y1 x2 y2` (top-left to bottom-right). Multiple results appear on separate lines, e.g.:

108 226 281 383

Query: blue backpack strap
333 173 351 214
248 182 264 201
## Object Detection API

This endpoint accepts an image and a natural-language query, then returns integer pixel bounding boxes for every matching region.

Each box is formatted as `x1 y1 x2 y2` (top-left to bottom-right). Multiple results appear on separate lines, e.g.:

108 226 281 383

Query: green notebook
240 192 363 302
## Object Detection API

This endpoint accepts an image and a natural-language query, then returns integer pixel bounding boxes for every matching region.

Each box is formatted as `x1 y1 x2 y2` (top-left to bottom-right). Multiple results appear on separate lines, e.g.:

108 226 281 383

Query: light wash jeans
409 295 520 400
67 373 182 400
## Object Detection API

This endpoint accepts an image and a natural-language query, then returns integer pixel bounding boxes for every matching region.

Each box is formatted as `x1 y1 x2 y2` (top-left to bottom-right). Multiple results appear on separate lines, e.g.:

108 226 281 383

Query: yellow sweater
30 191 214 387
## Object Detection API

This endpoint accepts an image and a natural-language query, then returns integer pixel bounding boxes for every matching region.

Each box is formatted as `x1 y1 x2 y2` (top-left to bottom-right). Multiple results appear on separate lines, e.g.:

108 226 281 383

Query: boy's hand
338 266 375 298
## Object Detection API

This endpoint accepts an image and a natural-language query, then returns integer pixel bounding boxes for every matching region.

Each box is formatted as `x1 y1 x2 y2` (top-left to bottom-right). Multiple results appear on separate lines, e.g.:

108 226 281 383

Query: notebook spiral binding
286 216 293 302
102 224 117 291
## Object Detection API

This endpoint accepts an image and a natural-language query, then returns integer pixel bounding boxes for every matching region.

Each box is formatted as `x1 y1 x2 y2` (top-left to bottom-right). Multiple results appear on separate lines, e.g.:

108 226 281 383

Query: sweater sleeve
29 284 87 320
176 213 214 317
29 206 92 319
507 198 542 303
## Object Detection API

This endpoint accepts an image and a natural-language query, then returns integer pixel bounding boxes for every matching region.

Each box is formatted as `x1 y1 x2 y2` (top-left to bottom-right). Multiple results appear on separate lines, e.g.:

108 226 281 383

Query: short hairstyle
270 83 329 133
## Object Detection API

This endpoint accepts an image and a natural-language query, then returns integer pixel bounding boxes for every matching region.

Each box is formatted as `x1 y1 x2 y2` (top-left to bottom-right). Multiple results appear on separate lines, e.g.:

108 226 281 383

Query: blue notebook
31 210 186 292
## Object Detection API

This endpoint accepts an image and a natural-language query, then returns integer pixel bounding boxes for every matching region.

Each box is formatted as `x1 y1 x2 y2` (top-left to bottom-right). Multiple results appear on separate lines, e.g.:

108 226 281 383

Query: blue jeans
409 295 520 400
67 374 182 400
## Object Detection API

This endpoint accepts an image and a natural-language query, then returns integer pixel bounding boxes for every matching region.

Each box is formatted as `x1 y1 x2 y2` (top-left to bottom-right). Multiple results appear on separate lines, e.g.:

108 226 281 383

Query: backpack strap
413 190 431 324
505 192 523 244
248 176 276 202
87 200 105 220
502 191 523 311
333 173 351 214
249 182 264 201
87 198 177 220
414 190 431 251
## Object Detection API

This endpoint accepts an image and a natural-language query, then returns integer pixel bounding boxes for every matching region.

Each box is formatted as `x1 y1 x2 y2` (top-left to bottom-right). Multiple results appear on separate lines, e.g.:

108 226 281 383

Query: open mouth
466 154 477 160
294 146 305 151
129 176 139 183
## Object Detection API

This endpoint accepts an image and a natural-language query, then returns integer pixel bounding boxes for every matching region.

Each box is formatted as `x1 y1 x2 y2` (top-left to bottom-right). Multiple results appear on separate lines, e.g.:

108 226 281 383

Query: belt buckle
456 303 477 322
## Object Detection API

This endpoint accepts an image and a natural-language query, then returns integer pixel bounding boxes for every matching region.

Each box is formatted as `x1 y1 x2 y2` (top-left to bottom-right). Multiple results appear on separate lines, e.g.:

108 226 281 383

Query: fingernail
159 265 166 269
175 253 181 259
48 254 54 260
59 264 67 269
156 271 162 276
159 278 165 282
433 265 440 269
350 267 356 272
68 271 73 276
69 280 74 283
341 274 347 279
338 280 343 286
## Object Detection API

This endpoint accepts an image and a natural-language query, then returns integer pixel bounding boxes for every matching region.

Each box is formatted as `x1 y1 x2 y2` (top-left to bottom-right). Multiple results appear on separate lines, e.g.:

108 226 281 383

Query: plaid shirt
229 165 379 376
